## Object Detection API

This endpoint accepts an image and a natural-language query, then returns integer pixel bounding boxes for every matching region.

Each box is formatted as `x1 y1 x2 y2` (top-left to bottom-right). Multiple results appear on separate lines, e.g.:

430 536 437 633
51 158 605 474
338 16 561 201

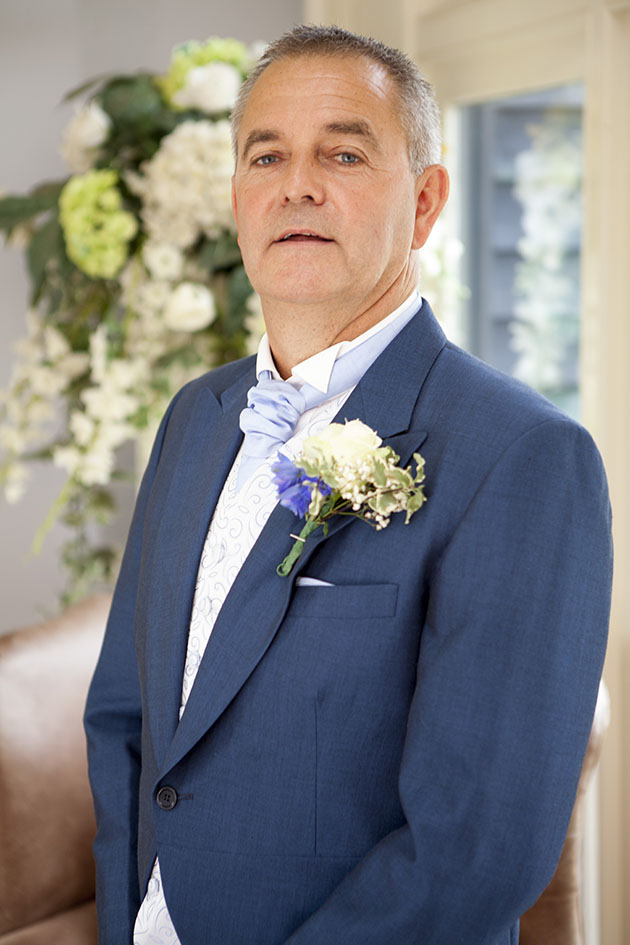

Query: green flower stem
276 517 321 577
31 478 75 556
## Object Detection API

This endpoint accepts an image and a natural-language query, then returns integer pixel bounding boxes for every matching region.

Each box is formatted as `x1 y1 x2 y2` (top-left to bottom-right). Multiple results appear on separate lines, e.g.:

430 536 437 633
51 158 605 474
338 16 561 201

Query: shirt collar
255 289 421 394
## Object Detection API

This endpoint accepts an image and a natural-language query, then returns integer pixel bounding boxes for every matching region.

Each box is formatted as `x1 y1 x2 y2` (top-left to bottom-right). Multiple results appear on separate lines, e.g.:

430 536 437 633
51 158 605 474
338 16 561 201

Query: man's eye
254 154 277 166
336 152 360 165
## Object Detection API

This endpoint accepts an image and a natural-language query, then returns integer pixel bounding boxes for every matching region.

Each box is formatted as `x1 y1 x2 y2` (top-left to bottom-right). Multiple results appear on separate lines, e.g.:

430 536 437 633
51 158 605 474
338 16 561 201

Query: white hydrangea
127 120 235 247
60 101 112 173
172 62 241 114
163 282 216 332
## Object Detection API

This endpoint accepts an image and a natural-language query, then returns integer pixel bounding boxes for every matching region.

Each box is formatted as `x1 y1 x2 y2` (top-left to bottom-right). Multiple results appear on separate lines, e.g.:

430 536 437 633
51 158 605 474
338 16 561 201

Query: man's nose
281 156 325 204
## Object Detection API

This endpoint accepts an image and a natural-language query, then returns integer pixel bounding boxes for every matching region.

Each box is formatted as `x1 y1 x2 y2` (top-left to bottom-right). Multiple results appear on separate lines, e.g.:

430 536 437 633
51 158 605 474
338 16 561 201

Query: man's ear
231 177 243 249
231 177 239 229
412 165 450 250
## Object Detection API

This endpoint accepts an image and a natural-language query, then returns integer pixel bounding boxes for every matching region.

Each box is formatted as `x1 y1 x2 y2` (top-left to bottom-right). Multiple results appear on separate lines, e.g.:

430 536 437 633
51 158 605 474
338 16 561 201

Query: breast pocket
287 582 399 620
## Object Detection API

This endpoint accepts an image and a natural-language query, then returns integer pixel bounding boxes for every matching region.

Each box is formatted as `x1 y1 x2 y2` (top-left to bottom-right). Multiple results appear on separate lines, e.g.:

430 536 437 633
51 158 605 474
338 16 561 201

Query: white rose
60 101 112 173
304 420 382 466
163 282 216 332
142 241 184 281
172 62 241 114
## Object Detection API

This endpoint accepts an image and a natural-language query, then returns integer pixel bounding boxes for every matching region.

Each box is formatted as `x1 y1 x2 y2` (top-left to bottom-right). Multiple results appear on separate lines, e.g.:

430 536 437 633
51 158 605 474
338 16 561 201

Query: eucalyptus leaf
0 182 65 230
100 75 166 135
27 217 67 302
62 73 115 102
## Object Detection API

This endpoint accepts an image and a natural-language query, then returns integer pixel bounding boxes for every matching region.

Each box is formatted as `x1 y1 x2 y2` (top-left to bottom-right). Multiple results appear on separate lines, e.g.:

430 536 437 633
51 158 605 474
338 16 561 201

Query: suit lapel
143 365 254 764
158 300 446 776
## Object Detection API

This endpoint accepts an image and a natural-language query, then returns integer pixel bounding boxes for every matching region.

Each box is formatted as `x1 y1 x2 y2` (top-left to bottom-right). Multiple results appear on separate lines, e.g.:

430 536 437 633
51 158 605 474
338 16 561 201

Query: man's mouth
275 230 333 243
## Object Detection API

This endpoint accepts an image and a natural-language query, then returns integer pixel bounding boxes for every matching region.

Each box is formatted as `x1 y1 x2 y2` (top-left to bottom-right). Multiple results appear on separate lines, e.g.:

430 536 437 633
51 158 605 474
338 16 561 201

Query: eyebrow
241 129 280 162
240 119 381 162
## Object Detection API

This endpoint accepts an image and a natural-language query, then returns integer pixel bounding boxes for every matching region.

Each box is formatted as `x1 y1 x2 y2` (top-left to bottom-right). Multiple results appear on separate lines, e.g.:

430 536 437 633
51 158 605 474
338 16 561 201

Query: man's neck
263 267 420 379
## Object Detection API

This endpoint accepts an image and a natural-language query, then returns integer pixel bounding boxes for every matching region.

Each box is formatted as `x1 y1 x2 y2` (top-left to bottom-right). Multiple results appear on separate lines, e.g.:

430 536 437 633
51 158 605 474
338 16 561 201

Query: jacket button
156 786 178 810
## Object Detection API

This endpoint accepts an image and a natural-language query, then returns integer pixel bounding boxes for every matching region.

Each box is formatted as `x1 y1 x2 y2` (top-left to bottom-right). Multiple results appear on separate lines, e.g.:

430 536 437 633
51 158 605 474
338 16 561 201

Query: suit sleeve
283 417 613 945
83 392 181 940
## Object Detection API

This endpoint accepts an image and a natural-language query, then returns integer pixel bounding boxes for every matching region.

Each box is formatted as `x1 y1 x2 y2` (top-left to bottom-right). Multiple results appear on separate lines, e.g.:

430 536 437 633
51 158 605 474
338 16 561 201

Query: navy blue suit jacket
85 300 612 944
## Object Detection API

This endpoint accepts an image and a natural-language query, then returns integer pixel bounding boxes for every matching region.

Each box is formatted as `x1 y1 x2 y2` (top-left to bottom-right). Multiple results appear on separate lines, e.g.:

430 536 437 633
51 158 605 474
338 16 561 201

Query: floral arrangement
0 37 265 603
272 420 427 576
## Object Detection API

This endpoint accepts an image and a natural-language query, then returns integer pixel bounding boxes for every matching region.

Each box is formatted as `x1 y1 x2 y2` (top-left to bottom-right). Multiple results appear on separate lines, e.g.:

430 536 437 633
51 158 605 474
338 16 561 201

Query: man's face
232 54 425 321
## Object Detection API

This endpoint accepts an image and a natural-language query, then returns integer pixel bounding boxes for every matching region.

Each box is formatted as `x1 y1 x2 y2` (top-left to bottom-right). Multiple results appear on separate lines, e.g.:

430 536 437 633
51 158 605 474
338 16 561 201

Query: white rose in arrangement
302 419 383 468
142 241 185 281
164 282 216 332
60 102 112 173
172 62 241 114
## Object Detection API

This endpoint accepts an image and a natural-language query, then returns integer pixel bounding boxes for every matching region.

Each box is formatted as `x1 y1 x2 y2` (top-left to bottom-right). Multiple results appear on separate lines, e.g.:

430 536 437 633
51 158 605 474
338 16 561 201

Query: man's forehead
237 54 400 152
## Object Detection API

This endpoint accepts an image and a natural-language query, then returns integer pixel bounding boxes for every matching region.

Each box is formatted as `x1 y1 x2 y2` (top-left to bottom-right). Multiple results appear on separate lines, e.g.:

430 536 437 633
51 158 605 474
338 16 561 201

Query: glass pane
453 84 584 419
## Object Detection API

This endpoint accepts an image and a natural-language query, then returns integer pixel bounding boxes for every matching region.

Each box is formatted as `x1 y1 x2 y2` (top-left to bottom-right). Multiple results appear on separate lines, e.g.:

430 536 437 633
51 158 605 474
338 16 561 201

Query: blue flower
271 453 312 518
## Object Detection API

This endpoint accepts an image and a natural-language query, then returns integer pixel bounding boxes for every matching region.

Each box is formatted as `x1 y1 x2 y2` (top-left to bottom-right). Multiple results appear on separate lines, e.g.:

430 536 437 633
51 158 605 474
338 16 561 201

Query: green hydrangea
157 36 249 108
59 169 137 279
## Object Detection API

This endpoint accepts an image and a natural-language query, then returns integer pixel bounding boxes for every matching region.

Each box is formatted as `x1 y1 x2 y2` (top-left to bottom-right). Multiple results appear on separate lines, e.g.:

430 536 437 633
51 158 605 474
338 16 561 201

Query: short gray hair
231 24 442 175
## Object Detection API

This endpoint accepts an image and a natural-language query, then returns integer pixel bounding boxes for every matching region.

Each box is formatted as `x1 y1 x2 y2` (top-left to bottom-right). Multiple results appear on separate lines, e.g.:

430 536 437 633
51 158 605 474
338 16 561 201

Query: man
85 25 612 945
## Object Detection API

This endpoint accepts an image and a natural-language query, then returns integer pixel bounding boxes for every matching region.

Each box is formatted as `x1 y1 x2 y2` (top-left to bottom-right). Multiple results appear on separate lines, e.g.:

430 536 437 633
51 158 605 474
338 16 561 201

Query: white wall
0 0 302 633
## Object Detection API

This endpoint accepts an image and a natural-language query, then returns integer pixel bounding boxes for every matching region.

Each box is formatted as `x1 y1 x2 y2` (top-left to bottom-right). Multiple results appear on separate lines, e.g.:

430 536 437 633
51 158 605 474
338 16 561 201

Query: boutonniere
272 419 427 577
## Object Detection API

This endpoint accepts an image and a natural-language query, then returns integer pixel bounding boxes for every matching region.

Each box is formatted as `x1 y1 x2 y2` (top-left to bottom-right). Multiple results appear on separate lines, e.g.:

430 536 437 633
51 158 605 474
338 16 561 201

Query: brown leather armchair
0 593 110 945
0 594 609 944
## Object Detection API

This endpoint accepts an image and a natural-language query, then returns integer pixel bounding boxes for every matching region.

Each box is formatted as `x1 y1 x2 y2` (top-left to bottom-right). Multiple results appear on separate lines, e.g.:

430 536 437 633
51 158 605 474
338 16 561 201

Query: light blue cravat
236 300 420 489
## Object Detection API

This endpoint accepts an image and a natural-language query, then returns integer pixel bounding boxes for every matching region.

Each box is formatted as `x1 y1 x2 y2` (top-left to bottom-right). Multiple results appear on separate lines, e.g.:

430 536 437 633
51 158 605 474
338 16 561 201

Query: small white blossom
82 386 138 423
89 326 109 384
0 424 28 452
4 463 30 504
43 326 70 361
79 444 116 486
69 411 95 447
7 223 33 249
30 366 67 398
58 351 90 380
